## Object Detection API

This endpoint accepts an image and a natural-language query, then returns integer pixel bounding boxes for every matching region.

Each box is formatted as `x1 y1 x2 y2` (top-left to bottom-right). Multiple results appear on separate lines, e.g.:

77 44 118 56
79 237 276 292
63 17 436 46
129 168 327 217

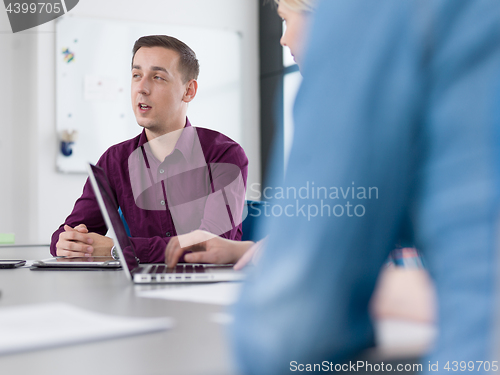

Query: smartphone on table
0 260 26 269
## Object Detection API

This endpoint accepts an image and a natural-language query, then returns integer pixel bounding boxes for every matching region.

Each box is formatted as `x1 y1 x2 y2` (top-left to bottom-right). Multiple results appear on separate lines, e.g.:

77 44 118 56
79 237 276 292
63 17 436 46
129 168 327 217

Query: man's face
131 46 189 135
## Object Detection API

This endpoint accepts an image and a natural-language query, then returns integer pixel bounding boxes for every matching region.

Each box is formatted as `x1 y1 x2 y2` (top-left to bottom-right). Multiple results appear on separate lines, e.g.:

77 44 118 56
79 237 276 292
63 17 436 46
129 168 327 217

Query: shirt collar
173 117 195 161
138 117 194 163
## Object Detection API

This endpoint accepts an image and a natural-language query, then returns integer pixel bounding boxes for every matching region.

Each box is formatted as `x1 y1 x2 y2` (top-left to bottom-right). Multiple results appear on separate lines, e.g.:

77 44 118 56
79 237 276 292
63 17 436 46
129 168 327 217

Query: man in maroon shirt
50 35 248 263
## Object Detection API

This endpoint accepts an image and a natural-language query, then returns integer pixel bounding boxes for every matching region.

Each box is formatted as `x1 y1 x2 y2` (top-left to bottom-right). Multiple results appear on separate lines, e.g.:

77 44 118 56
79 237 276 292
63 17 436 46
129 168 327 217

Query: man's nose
136 78 150 95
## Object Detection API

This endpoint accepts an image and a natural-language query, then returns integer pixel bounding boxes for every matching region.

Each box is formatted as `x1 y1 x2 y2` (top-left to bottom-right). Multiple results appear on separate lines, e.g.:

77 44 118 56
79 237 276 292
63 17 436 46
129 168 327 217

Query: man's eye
154 76 164 80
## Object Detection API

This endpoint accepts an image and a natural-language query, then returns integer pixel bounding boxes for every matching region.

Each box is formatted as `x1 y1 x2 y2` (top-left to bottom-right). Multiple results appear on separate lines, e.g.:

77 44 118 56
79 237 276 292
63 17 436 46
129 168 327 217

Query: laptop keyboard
143 264 205 274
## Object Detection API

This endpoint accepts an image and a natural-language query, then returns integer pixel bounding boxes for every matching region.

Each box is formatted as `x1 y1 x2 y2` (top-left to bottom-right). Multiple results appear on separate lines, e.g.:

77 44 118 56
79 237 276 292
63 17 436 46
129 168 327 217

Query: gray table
0 246 237 375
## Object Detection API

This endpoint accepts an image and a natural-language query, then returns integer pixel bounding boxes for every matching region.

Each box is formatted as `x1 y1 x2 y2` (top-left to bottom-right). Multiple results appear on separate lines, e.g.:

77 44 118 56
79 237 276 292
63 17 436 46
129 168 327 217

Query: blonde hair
274 0 315 13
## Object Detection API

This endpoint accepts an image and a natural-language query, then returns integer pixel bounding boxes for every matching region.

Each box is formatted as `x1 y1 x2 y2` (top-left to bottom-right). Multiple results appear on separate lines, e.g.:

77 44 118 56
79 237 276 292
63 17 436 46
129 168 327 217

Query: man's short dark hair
132 35 200 82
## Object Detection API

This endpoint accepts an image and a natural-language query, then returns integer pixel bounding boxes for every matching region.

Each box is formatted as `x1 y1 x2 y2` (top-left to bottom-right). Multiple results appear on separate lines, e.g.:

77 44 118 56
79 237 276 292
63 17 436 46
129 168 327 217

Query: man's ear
183 79 198 103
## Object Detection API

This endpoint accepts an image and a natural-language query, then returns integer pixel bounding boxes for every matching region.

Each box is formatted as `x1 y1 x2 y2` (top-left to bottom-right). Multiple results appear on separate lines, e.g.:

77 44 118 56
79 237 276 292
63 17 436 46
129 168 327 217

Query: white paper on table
137 282 242 306
0 303 173 355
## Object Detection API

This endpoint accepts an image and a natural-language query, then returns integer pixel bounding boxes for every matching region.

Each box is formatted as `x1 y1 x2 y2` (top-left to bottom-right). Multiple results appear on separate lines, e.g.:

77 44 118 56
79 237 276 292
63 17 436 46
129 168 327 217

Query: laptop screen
88 163 140 274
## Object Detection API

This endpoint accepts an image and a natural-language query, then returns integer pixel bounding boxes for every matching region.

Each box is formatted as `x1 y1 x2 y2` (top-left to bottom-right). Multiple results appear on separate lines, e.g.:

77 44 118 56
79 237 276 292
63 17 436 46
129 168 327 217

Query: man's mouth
138 103 151 111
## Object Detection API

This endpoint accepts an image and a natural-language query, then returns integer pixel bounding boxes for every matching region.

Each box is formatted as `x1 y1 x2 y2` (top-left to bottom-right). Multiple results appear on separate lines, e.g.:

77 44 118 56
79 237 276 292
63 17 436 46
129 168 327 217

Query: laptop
86 162 245 284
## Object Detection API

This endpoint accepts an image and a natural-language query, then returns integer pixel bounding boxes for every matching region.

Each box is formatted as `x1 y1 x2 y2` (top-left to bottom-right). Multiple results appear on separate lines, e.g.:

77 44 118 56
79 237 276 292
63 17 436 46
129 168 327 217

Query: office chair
241 200 267 242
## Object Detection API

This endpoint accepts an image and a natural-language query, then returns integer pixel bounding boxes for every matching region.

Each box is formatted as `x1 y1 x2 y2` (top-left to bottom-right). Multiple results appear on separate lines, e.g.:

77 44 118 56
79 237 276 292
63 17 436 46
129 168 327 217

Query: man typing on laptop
50 35 248 264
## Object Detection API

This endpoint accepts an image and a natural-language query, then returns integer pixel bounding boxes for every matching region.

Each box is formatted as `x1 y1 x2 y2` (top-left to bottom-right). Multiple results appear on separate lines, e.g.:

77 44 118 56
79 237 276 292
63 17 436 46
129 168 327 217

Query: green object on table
0 233 15 244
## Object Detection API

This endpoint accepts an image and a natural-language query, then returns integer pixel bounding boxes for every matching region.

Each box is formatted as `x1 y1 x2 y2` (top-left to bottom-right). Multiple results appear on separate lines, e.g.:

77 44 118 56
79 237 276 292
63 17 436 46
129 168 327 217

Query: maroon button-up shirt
50 119 248 263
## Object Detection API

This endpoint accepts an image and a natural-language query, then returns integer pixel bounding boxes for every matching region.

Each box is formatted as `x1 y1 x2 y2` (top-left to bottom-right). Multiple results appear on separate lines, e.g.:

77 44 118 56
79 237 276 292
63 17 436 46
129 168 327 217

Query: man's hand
165 230 254 268
56 224 114 257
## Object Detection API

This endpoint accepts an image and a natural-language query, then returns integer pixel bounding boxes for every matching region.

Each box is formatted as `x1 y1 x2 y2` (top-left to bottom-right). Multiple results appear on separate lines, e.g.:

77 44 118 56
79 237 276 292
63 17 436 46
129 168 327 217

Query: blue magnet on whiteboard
61 141 74 156
60 130 78 157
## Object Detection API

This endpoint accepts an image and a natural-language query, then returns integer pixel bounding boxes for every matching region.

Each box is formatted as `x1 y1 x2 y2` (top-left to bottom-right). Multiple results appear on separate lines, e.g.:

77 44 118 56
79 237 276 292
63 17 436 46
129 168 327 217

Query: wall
0 12 39 244
0 0 260 244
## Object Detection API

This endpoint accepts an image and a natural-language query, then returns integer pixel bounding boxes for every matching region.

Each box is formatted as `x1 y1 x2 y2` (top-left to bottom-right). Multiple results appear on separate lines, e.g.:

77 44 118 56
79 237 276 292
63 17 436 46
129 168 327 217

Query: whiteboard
56 16 242 173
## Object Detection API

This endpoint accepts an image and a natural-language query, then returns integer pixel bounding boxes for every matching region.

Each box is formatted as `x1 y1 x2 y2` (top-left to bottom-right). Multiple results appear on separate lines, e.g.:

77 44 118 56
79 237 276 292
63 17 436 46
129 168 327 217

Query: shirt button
166 232 171 237
159 169 164 174
160 200 165 205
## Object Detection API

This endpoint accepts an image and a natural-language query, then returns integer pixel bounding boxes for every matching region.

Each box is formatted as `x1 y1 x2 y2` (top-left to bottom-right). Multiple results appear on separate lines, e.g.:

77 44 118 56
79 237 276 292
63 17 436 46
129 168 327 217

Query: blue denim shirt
232 1 500 374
